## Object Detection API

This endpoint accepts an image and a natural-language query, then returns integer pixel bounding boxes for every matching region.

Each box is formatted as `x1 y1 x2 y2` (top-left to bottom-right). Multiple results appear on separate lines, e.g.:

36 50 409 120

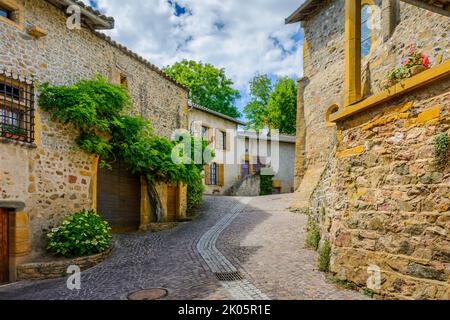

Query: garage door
0 208 8 284
97 161 141 232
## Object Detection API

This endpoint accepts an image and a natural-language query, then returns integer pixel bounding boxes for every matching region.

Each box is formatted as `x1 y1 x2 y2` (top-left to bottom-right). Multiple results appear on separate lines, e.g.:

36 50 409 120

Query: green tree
163 60 241 118
243 74 272 131
267 77 297 135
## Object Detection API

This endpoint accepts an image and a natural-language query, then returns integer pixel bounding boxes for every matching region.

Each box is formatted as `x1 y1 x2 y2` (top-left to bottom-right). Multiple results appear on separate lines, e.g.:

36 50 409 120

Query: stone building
188 103 296 196
287 0 450 299
0 0 189 284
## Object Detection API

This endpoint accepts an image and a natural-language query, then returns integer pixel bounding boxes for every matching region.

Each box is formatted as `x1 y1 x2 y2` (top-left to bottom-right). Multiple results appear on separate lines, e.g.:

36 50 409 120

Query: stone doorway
0 208 9 284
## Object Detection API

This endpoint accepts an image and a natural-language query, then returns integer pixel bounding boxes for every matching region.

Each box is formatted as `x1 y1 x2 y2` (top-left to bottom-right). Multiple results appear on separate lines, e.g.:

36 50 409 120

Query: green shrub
47 209 112 258
39 77 214 187
318 240 331 272
260 174 274 195
306 219 321 251
187 168 205 209
434 133 449 166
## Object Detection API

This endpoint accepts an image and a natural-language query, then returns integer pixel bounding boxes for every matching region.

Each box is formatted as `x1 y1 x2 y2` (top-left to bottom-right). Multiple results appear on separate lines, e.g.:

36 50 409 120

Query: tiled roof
94 32 189 91
45 0 114 29
238 131 296 143
44 0 188 91
285 0 326 24
189 102 247 126
286 0 450 24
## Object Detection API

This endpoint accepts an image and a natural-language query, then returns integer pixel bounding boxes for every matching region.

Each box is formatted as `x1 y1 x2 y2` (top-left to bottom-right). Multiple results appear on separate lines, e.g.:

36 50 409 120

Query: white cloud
95 0 303 104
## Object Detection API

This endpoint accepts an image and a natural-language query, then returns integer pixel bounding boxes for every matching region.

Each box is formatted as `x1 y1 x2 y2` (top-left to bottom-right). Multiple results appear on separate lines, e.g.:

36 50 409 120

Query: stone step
290 164 326 211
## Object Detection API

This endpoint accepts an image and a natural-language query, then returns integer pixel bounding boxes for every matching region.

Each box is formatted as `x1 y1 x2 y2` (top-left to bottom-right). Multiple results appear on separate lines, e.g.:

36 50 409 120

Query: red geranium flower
421 54 431 69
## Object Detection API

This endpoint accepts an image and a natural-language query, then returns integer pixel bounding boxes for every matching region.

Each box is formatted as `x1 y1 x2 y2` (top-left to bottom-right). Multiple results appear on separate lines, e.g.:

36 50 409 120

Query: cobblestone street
0 195 368 300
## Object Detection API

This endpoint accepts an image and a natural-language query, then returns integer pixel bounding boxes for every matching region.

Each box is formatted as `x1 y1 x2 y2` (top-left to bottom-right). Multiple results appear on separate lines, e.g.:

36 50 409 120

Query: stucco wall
0 0 188 261
188 107 240 195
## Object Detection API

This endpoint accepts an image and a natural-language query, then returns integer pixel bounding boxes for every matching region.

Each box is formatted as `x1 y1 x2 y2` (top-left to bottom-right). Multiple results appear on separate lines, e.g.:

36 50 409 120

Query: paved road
0 194 368 300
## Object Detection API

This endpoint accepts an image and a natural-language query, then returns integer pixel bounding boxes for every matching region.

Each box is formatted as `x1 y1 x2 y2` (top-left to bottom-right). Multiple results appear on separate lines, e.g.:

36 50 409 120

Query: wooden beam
401 0 450 17
344 0 362 106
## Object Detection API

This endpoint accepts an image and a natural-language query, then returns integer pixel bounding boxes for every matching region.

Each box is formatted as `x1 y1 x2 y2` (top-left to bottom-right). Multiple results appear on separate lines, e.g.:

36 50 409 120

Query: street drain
215 271 244 282
127 288 168 300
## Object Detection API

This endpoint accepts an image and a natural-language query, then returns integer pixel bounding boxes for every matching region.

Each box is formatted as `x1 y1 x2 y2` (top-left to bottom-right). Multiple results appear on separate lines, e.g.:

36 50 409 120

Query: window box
1 127 27 141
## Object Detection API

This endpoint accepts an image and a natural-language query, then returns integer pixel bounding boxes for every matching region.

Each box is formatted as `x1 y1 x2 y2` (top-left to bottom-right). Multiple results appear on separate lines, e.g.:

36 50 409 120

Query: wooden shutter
0 209 8 284
218 164 225 186
208 128 214 145
215 129 221 149
204 164 211 185
225 131 231 151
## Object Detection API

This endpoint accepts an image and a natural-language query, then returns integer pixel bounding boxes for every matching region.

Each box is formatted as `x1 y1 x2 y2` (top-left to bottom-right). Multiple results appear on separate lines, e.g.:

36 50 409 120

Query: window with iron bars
0 70 35 144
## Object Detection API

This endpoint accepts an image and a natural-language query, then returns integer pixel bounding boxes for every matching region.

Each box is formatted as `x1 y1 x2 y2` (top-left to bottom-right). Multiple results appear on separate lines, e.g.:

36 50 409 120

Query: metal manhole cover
127 288 168 300
215 271 244 282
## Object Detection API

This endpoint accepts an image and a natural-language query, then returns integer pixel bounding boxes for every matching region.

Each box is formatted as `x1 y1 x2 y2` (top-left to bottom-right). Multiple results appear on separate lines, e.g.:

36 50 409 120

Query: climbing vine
39 76 211 190
434 133 449 167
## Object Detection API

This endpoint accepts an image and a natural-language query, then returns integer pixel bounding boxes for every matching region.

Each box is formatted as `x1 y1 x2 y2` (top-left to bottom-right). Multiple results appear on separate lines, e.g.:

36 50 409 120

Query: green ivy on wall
259 174 274 196
434 133 449 167
39 76 211 205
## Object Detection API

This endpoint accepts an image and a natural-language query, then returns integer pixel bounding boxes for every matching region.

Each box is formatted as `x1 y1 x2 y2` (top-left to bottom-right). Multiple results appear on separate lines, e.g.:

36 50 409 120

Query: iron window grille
0 70 35 144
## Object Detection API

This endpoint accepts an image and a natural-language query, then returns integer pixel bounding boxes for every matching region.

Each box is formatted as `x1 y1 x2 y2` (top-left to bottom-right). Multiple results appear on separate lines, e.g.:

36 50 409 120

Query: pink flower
421 54 431 68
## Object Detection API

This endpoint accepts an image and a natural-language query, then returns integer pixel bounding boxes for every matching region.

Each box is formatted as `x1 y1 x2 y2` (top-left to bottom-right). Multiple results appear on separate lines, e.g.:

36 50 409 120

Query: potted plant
382 46 432 90
402 45 431 76
1 126 27 141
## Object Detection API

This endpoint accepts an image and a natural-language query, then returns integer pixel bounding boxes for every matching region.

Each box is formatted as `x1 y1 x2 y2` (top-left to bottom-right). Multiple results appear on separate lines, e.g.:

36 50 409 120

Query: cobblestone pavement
0 195 368 300
217 194 370 300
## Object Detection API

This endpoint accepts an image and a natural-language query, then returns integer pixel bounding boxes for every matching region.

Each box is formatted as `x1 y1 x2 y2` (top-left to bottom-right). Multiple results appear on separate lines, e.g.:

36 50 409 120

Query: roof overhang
189 102 247 126
401 0 450 17
45 0 115 30
285 0 450 24
285 0 324 24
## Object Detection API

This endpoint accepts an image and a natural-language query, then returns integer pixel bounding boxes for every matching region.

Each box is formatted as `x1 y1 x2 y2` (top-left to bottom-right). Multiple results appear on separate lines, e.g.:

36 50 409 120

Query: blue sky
90 0 304 120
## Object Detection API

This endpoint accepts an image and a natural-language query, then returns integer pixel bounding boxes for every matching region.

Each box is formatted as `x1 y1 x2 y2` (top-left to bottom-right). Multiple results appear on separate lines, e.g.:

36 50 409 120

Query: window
218 130 226 150
201 126 209 141
210 163 217 185
361 5 373 57
0 71 35 144
0 7 11 19
120 74 128 88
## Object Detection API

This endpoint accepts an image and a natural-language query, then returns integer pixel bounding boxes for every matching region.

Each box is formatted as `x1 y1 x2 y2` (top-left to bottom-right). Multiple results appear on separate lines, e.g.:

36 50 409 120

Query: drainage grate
127 288 168 300
215 271 244 282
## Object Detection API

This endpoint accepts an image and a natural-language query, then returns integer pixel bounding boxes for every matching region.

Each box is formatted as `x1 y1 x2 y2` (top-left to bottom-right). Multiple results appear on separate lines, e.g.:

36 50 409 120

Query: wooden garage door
166 184 178 222
0 208 8 284
97 161 141 232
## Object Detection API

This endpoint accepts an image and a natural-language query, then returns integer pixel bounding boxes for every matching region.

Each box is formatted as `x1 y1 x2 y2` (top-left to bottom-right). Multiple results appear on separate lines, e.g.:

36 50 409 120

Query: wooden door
0 208 8 284
97 161 141 232
166 184 178 222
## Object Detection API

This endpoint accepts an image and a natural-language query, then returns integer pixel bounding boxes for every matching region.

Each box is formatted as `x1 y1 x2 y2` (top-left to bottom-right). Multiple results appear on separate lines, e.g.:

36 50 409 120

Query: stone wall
296 0 450 299
329 79 450 300
228 174 261 197
365 1 450 96
0 0 188 264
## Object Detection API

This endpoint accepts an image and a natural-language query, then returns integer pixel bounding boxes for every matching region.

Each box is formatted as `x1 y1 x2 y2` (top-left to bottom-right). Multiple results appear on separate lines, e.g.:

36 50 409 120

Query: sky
89 0 304 119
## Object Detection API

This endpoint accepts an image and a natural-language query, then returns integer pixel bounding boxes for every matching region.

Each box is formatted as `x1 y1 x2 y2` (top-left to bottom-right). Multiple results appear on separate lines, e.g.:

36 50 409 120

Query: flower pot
409 65 427 77
2 132 26 141
380 78 397 90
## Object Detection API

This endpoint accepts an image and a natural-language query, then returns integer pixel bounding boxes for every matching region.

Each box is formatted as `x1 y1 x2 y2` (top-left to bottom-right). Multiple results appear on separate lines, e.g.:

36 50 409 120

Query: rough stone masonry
293 0 450 299
0 0 188 274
